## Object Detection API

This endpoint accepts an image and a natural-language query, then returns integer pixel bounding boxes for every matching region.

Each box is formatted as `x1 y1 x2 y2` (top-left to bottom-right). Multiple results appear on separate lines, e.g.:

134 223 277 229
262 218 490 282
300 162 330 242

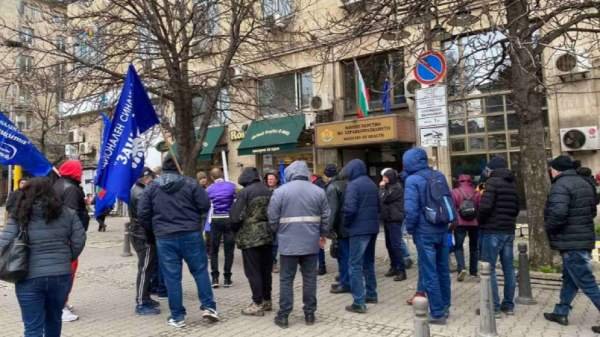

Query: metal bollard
413 296 430 337
478 261 498 337
516 243 537 305
121 221 132 257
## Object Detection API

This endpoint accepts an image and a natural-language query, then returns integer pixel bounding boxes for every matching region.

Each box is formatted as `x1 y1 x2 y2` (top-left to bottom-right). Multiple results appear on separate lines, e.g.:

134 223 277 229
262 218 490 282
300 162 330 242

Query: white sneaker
62 307 79 322
202 308 219 322
167 317 186 328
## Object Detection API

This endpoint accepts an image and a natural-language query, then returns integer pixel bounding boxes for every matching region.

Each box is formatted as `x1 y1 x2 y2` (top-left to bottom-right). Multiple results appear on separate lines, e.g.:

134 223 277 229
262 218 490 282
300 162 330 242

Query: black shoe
404 258 413 269
330 285 350 294
384 268 398 277
274 316 289 329
318 266 327 276
394 272 407 282
592 326 600 333
544 313 568 326
148 299 160 308
366 297 378 304
345 304 367 313
305 313 315 325
212 278 220 288
223 278 232 288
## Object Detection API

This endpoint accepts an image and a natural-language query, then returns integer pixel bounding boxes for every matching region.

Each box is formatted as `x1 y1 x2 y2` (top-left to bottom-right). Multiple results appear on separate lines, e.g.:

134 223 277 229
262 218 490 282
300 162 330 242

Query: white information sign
416 85 448 128
420 126 448 147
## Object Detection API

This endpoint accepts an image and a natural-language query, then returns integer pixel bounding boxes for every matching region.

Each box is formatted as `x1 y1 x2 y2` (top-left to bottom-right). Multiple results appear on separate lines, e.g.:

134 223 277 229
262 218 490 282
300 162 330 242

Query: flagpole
158 125 183 175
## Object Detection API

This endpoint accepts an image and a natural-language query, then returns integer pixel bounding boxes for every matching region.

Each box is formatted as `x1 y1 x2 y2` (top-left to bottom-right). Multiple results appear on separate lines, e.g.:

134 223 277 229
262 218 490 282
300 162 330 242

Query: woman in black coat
380 168 408 281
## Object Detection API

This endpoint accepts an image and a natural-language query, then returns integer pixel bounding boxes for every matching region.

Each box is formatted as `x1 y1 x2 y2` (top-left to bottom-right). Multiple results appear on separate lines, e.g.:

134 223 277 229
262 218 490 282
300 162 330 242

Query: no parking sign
414 51 447 85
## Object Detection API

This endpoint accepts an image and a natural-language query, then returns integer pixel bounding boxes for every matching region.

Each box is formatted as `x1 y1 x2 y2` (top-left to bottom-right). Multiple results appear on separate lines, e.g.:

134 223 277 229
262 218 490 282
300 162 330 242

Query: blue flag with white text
0 112 52 176
94 65 159 217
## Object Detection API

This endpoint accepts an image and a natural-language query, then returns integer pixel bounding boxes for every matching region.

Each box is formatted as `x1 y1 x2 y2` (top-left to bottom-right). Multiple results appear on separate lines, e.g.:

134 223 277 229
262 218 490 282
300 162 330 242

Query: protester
197 171 210 188
93 196 112 232
264 171 280 273
53 159 90 322
403 148 452 324
268 161 330 328
477 156 519 317
543 155 600 333
229 167 273 316
206 168 237 288
128 167 160 315
5 178 28 215
342 159 380 314
138 154 219 328
311 173 328 276
573 160 600 205
451 174 480 281
380 168 407 282
0 177 86 337
323 164 350 294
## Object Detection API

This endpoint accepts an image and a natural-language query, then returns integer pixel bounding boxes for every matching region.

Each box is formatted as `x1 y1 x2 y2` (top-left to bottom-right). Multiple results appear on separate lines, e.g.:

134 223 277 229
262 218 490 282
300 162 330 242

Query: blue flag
382 79 392 114
0 112 52 176
94 65 159 217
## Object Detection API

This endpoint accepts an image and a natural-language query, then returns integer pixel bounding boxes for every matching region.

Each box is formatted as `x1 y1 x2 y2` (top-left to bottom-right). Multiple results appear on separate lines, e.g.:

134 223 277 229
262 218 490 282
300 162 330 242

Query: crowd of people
1 149 599 336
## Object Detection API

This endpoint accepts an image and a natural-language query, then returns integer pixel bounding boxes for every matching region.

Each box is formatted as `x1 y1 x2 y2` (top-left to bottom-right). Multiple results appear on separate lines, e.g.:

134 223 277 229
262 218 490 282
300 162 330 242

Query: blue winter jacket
341 159 380 237
403 148 448 236
206 179 236 215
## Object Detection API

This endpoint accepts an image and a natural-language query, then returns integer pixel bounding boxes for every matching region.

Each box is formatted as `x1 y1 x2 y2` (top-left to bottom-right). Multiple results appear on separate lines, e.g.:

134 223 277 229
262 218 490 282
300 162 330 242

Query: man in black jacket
380 168 407 281
138 155 219 329
477 156 519 317
543 155 600 333
323 164 350 294
129 167 160 316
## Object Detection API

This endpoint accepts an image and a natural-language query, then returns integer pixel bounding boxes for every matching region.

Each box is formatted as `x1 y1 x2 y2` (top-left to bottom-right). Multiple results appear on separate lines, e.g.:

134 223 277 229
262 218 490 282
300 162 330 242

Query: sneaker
272 264 279 273
394 271 407 282
428 315 447 325
305 313 315 325
147 299 160 308
241 302 265 316
384 268 398 277
406 292 426 306
136 305 161 316
318 266 327 276
262 300 273 312
330 285 351 294
475 308 502 319
457 270 468 282
66 304 75 311
167 317 186 328
62 307 79 322
274 315 288 329
345 304 367 313
366 297 378 304
543 312 568 326
500 305 514 316
202 308 220 322
212 278 220 288
591 326 600 333
223 278 233 288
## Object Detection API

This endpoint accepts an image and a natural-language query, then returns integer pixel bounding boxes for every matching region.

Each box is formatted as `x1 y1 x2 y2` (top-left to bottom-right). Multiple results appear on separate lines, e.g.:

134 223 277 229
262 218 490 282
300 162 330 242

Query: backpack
458 190 477 221
416 171 456 226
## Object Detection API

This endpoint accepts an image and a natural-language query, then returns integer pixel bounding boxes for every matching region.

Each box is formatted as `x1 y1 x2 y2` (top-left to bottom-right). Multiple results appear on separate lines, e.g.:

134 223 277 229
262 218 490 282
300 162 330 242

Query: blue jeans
454 227 479 276
156 231 216 321
553 250 600 316
337 238 350 290
349 234 378 305
414 233 451 318
15 274 72 337
479 233 515 311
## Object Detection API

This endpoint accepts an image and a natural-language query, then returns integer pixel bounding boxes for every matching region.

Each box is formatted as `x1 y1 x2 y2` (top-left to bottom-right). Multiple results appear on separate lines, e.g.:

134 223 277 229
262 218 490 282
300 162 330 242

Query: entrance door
341 142 413 182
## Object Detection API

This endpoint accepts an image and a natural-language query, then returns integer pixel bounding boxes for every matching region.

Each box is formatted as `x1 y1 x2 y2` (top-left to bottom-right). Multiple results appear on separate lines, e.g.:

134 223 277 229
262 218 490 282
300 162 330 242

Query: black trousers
210 218 235 279
278 254 318 317
242 245 273 304
131 237 157 305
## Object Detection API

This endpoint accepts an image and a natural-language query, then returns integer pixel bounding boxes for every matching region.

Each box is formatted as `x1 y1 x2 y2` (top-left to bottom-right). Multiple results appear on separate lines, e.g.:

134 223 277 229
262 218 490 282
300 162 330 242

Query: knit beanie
487 156 508 170
550 155 574 172
324 164 337 178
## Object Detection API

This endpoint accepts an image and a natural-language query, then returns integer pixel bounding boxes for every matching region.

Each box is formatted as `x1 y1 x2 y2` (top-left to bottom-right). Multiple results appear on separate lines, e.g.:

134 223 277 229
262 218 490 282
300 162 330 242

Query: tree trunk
505 0 554 267
172 89 196 176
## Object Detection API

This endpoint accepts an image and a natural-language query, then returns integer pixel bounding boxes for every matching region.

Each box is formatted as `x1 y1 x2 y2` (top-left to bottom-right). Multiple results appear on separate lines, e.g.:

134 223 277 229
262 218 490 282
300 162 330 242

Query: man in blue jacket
342 159 380 314
403 148 451 324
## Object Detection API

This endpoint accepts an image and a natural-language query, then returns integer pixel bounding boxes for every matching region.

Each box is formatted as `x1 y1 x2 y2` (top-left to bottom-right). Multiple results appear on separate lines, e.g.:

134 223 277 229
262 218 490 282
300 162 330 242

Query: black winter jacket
380 180 405 225
230 168 273 249
478 168 519 234
325 175 347 238
53 177 90 231
138 170 210 238
129 182 152 240
544 170 597 251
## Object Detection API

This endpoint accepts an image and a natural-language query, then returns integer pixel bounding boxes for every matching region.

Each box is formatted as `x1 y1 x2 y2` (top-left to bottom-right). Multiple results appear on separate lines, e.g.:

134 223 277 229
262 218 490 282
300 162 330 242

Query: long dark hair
15 177 62 226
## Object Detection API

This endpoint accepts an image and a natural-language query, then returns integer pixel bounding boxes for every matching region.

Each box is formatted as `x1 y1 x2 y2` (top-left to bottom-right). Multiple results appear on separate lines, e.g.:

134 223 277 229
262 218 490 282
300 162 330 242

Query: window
343 51 405 115
258 69 312 116
74 27 102 63
55 63 66 101
263 0 293 18
192 88 231 126
19 27 33 47
15 114 32 130
19 85 32 103
17 55 33 73
193 0 219 36
138 27 156 69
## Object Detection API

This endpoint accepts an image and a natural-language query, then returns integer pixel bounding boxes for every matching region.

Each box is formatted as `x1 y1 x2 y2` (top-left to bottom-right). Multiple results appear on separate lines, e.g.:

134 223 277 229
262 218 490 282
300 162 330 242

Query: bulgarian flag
354 59 370 118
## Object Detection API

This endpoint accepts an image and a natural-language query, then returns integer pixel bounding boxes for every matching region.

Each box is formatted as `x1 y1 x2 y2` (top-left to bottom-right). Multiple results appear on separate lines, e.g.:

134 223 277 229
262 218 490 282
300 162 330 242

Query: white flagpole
221 150 229 182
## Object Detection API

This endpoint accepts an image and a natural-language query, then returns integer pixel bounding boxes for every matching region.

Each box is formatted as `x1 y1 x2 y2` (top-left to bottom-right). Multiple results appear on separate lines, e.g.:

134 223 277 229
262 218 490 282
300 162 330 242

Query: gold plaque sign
229 130 246 141
316 115 405 148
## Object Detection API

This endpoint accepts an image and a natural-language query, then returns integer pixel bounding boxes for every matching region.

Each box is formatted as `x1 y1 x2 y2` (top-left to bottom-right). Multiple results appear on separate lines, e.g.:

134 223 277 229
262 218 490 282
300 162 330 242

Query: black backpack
458 190 477 221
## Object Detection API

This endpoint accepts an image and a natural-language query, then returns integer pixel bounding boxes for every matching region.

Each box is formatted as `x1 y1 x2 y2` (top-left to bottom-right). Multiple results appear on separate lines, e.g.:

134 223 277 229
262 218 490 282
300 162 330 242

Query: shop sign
315 116 398 147
229 130 245 141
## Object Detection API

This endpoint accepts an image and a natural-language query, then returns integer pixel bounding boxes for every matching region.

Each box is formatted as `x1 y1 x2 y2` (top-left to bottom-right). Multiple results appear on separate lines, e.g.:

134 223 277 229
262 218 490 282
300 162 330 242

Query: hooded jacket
545 169 597 251
380 169 405 225
268 161 330 256
0 205 86 279
230 168 273 249
138 170 211 238
53 160 90 231
129 181 151 239
403 148 448 235
477 168 520 234
341 159 380 237
451 175 480 226
325 175 348 238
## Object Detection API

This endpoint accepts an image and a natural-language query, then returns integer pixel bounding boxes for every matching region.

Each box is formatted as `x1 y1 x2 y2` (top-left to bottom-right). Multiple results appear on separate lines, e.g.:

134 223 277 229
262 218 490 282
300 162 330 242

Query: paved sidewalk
0 217 598 337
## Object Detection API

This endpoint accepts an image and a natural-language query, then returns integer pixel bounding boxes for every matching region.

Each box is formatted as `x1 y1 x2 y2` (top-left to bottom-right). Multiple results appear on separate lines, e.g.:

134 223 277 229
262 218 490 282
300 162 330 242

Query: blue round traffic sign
414 51 447 85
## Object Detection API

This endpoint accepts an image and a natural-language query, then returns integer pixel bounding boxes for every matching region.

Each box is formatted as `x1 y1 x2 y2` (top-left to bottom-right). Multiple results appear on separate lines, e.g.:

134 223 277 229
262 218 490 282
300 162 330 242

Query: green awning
237 115 305 155
198 126 225 161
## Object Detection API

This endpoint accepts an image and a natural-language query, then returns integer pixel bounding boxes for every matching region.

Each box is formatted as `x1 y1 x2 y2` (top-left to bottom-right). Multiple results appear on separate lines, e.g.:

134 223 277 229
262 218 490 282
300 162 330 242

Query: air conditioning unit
309 95 332 111
560 126 600 152
555 51 591 82
79 142 93 154
67 129 83 143
229 65 248 81
404 78 422 98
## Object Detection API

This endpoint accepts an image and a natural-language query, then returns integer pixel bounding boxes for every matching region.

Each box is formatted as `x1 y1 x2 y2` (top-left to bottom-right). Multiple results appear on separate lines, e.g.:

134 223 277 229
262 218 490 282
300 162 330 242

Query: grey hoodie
268 161 330 256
